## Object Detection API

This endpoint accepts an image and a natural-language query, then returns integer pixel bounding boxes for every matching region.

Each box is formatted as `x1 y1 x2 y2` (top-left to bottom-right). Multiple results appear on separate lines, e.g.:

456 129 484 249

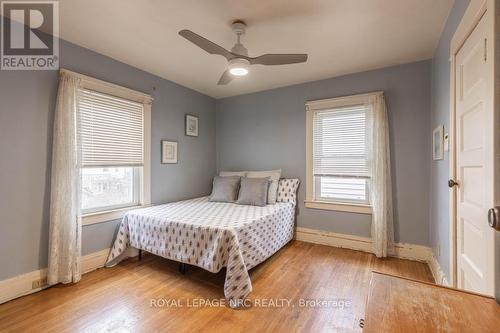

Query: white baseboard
0 248 110 304
81 248 111 274
295 227 373 253
390 242 432 262
295 227 432 262
428 253 450 286
0 268 47 305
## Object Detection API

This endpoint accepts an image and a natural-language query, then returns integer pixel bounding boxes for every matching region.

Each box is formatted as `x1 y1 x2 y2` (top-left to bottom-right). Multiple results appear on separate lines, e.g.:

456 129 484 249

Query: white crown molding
0 248 111 305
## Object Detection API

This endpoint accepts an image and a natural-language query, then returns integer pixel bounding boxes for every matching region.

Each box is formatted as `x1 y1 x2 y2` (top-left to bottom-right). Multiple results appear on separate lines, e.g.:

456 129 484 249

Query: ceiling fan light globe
228 58 250 77
229 67 248 76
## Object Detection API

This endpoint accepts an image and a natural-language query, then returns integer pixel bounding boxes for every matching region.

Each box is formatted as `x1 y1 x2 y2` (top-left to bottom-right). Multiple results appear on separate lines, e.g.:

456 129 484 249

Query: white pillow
246 169 281 204
219 171 247 177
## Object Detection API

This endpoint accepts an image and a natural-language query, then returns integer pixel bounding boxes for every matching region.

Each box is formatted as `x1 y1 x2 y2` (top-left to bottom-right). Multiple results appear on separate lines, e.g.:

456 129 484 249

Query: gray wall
0 39 216 280
429 0 470 281
216 60 432 245
1 10 465 282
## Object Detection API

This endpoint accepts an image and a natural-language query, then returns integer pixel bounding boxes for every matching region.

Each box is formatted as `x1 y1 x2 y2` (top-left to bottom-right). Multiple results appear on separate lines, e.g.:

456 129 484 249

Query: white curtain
369 93 394 258
47 72 82 285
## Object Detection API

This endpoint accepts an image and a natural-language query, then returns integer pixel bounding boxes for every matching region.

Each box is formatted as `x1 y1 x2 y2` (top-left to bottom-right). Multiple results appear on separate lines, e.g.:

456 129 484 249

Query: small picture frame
433 125 444 160
185 114 199 137
161 140 178 164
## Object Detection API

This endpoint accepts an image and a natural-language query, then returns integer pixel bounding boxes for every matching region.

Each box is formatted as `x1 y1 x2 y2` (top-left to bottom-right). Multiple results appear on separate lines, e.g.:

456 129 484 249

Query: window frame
60 69 153 225
305 91 383 214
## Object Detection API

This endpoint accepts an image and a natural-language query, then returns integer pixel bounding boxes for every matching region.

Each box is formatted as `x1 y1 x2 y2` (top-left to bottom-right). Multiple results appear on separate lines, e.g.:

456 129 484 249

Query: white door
454 13 495 296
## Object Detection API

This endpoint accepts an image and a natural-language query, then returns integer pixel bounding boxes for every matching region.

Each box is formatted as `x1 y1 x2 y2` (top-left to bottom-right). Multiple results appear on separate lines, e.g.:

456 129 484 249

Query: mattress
105 196 295 307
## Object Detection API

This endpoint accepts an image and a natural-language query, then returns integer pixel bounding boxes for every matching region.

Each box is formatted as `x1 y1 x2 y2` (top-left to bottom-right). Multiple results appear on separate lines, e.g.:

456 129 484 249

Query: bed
106 178 300 307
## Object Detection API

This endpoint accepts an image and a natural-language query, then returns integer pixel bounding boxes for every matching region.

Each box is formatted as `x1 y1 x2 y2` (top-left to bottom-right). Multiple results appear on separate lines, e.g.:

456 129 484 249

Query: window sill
81 205 151 226
304 200 372 214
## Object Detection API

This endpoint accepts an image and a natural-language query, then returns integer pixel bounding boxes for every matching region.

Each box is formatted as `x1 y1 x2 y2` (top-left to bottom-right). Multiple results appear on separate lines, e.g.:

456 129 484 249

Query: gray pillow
236 177 270 206
209 176 241 203
247 169 281 204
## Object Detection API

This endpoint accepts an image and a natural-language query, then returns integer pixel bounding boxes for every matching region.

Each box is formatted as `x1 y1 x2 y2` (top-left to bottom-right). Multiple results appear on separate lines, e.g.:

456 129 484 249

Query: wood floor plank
0 241 433 333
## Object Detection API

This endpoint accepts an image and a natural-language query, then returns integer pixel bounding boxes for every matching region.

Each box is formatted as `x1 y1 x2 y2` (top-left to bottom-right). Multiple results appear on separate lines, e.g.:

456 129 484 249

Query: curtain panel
47 72 82 285
369 93 394 257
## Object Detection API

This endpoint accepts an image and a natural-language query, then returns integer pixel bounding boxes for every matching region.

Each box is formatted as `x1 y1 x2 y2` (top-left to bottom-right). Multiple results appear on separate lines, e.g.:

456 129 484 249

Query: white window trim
305 91 383 214
81 204 153 226
60 69 153 226
304 200 372 214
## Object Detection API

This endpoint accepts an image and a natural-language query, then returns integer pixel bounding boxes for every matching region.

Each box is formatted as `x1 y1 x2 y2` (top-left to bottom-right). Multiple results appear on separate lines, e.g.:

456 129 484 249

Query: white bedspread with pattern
105 196 296 307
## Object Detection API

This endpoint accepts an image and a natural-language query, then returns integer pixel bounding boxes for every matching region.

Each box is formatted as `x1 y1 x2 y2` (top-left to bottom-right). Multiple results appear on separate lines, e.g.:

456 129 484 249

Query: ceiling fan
179 20 308 85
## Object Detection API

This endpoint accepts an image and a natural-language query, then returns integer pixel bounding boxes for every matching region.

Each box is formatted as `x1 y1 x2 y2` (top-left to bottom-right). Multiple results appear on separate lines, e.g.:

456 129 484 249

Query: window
66 69 152 224
79 89 146 214
313 105 370 204
306 92 380 214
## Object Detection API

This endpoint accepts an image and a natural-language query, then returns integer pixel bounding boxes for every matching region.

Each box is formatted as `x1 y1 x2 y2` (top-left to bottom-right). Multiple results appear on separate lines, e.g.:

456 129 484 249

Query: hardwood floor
0 241 433 333
363 272 500 332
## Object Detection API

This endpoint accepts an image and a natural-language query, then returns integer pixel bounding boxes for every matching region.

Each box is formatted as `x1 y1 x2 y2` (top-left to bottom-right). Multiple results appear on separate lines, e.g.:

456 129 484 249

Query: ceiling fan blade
179 30 233 60
250 54 308 66
217 70 234 85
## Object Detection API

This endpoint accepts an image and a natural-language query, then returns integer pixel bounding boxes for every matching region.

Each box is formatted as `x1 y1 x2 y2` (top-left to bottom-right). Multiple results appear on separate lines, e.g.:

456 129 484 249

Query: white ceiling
59 0 453 98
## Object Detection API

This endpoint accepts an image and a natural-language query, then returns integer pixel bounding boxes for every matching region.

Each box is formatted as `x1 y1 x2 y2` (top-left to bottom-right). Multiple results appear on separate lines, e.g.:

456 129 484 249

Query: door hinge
484 38 487 62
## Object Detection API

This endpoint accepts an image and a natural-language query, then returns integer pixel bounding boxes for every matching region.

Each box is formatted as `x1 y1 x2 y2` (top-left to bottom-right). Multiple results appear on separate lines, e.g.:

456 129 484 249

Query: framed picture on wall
185 114 199 137
161 140 178 164
433 125 444 160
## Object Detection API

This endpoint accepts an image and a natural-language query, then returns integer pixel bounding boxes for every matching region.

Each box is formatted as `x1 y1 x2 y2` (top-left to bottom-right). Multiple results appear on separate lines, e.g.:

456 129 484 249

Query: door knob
488 207 500 231
448 179 459 188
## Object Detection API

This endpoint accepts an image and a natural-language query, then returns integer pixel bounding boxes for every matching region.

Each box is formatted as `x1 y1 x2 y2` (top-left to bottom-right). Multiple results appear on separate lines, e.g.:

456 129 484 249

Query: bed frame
138 249 187 274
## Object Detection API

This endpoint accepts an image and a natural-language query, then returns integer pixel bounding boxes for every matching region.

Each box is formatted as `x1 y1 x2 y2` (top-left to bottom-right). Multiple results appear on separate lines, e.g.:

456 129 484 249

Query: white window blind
313 105 371 204
78 89 144 167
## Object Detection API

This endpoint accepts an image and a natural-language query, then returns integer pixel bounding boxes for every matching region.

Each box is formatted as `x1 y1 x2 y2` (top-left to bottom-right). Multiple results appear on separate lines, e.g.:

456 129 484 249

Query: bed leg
179 263 186 274
138 249 143 261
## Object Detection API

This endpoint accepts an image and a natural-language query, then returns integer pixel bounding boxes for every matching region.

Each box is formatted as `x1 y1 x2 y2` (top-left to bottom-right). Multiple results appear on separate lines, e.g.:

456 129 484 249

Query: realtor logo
1 1 59 70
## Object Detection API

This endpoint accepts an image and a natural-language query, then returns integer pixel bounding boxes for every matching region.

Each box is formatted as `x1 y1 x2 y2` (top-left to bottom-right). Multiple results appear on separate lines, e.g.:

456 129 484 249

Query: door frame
448 0 498 288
